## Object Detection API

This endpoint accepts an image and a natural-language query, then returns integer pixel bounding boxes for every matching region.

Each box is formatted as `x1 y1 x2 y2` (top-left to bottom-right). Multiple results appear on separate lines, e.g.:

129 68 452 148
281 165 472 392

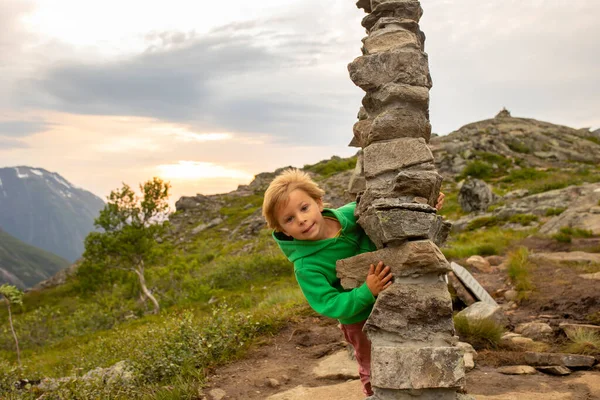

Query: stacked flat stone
339 1 465 399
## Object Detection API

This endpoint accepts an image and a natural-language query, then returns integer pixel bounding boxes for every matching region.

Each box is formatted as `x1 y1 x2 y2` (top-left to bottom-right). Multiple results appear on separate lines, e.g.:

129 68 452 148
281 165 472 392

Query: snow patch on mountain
52 174 71 189
15 167 29 179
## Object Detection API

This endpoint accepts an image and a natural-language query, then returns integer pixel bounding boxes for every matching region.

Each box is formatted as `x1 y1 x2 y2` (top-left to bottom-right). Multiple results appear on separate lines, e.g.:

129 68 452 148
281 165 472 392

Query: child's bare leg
340 320 373 396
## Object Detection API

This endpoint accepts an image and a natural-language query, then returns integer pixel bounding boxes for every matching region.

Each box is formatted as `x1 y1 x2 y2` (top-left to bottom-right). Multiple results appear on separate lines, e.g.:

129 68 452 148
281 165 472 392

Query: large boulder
458 177 497 212
454 301 507 328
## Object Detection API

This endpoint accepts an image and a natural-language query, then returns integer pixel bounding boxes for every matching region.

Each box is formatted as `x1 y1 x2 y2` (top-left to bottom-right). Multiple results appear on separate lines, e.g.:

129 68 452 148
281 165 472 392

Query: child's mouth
303 223 315 234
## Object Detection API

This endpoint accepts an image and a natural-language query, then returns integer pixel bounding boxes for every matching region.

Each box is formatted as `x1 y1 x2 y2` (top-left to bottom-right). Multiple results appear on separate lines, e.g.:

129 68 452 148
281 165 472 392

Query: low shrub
507 140 531 154
304 156 357 178
545 208 566 217
453 314 504 350
460 161 493 180
466 216 501 231
501 168 547 183
584 136 600 145
552 227 595 243
508 214 538 226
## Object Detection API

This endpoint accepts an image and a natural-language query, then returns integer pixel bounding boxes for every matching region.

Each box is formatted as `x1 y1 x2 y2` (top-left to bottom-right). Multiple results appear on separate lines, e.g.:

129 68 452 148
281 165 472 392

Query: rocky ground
200 316 600 400
200 234 600 400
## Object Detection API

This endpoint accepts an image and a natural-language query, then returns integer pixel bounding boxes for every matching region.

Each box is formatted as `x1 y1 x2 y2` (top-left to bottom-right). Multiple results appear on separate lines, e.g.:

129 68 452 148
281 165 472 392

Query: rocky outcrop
451 183 600 233
429 113 600 179
339 1 462 397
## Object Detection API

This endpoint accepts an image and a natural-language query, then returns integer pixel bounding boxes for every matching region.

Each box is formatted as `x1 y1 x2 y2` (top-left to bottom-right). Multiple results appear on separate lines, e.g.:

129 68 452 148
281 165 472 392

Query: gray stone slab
365 282 455 342
450 262 498 306
357 207 450 248
363 138 433 178
371 346 465 390
348 47 431 91
523 352 596 368
336 240 450 289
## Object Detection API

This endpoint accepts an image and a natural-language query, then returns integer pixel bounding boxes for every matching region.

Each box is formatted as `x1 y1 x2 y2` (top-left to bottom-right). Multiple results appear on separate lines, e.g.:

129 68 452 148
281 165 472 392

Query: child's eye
301 205 308 212
285 216 293 223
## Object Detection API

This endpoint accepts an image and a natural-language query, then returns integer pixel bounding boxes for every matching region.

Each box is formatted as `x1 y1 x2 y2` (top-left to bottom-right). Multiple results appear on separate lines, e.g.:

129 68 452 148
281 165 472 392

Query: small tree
0 284 23 365
83 177 171 314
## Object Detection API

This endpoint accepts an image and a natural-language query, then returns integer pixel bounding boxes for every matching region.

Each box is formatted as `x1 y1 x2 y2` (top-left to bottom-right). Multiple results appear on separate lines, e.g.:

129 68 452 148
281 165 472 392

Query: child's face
276 189 327 241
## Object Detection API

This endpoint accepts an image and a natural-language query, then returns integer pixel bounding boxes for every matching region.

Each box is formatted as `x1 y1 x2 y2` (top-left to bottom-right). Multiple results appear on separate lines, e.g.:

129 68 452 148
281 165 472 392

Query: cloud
0 119 53 137
422 0 600 133
19 4 365 146
0 137 29 149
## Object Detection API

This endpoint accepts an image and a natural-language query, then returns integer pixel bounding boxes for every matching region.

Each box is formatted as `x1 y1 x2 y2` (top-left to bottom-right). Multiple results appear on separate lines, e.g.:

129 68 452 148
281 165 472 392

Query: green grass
304 156 357 178
563 328 600 355
506 247 534 300
584 136 600 145
442 228 534 259
453 314 504 350
551 227 595 243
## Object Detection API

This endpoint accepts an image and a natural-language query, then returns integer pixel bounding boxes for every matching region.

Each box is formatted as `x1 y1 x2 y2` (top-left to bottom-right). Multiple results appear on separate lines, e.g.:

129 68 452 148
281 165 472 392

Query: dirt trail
202 315 600 400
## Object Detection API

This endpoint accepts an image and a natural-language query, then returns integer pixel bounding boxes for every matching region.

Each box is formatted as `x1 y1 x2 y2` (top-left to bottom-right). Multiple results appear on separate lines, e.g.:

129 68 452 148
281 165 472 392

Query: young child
262 168 392 396
262 168 445 397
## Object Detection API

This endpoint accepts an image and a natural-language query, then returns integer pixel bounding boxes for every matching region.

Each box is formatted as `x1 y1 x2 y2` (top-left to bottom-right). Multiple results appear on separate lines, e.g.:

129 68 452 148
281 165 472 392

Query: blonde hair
262 169 325 231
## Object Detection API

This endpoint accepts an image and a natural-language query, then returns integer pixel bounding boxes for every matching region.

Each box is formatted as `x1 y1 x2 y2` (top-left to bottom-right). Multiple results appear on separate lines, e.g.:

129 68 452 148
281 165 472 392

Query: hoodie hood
272 207 353 263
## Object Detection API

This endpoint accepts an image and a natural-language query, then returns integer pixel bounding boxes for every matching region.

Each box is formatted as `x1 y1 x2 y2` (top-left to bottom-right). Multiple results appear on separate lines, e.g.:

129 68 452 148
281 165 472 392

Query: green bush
508 214 538 226
475 152 513 171
501 168 548 183
507 140 531 154
552 227 594 243
529 180 570 194
304 156 357 178
584 136 600 145
461 161 493 180
466 216 501 231
545 208 566 217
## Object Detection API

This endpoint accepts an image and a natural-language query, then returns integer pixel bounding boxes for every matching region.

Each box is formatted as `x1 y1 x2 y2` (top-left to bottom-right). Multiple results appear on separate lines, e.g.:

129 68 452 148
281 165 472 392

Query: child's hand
436 192 445 210
366 261 393 296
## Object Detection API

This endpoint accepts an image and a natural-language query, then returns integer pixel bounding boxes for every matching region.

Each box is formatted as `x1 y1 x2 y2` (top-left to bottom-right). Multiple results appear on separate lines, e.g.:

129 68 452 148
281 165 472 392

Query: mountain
0 166 105 263
0 227 70 289
430 109 600 177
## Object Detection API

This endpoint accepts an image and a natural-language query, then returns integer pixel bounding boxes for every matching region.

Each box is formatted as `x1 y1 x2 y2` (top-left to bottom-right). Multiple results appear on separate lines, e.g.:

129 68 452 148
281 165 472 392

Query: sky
1 0 599 204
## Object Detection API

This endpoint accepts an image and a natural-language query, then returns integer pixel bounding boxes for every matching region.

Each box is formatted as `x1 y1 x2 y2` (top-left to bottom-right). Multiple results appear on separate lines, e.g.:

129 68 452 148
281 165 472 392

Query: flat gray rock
536 366 572 376
497 365 537 375
267 380 363 400
524 352 596 368
312 351 359 380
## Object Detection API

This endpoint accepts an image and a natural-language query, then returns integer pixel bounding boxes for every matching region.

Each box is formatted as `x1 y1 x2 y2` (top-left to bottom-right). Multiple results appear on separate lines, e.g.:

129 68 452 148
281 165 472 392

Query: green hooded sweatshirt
273 202 378 325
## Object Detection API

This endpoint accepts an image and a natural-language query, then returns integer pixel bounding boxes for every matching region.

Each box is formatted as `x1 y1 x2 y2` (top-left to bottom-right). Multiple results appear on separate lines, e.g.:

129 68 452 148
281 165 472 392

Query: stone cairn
337 1 466 399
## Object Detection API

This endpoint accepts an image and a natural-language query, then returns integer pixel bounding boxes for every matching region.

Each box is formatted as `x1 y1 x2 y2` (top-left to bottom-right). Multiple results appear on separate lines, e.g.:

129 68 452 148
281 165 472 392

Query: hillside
431 109 600 178
0 228 70 289
0 166 105 263
1 112 599 399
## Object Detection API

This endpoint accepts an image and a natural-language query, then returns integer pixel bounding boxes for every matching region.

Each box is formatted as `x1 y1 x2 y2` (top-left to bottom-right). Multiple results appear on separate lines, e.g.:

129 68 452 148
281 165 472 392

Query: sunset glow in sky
2 0 599 204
